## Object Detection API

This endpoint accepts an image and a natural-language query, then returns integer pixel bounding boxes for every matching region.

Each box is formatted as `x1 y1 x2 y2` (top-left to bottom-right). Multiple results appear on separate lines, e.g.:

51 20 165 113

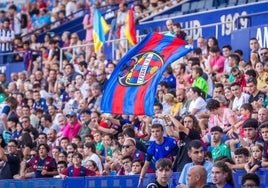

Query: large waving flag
101 32 192 116
124 8 137 46
93 8 110 52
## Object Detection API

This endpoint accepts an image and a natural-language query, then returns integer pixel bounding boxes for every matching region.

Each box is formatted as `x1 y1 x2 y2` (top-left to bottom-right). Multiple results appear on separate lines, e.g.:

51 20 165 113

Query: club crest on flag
118 51 164 86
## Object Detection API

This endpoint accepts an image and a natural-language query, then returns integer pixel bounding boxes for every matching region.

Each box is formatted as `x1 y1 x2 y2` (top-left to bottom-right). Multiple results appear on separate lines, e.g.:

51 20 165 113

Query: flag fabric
93 8 110 52
101 32 192 116
124 8 137 46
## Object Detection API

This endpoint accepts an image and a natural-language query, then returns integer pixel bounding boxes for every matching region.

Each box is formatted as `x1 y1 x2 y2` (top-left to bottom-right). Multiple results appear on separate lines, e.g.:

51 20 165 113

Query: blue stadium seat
216 0 228 8
189 1 199 13
196 0 206 11
181 2 190 14
228 0 237 6
237 0 248 5
204 0 216 10
247 0 256 3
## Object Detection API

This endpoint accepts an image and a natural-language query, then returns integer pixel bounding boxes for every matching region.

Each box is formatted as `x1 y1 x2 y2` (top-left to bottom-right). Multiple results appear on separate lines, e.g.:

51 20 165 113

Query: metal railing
59 19 238 69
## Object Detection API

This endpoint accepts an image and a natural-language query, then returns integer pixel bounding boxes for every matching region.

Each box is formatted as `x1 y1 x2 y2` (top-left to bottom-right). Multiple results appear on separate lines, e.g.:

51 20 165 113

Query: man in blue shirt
138 120 178 187
177 140 213 186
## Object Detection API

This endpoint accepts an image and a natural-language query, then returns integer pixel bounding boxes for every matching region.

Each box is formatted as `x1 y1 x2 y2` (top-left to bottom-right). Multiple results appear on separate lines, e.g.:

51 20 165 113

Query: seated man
178 140 213 186
208 126 231 160
145 158 173 188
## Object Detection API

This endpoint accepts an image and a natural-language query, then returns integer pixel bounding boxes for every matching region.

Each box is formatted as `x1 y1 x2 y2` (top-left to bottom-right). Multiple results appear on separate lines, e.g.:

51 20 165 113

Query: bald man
187 165 209 188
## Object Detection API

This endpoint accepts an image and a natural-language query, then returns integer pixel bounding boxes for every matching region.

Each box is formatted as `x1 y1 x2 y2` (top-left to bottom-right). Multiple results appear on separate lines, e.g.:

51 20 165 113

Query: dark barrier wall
0 169 267 188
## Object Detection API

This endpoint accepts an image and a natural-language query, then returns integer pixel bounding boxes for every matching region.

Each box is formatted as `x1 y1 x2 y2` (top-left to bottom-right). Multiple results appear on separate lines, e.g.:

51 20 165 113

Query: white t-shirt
189 97 207 116
232 92 250 111
82 153 103 173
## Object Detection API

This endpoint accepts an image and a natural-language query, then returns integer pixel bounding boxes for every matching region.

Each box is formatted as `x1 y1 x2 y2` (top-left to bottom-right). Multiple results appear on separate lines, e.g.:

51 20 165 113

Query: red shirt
235 74 247 91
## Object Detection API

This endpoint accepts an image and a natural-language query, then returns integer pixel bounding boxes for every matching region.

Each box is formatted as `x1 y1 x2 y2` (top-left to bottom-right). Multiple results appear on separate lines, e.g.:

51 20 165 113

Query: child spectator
260 122 268 167
130 159 143 175
118 155 133 175
60 152 95 178
54 161 67 178
85 159 101 176
191 67 208 97
226 147 249 170
245 144 263 173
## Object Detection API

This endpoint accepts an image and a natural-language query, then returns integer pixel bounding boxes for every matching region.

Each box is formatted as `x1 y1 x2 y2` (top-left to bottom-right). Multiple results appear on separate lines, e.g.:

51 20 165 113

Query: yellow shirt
171 102 182 116
257 72 268 90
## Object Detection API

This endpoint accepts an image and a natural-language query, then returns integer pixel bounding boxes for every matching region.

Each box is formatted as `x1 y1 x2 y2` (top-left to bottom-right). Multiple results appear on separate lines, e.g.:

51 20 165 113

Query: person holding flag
93 7 110 53
116 2 128 56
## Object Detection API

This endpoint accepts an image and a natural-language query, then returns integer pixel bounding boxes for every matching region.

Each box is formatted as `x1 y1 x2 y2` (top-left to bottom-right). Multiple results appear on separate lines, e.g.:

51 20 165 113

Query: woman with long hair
255 61 268 93
166 114 201 140
212 161 235 188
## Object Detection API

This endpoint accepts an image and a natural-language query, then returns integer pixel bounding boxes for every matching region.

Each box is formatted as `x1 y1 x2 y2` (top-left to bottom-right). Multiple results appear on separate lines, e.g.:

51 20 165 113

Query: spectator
241 173 260 188
245 143 263 173
0 139 20 179
81 141 103 173
165 19 175 37
178 140 213 186
26 143 57 178
0 18 14 64
211 161 235 188
208 46 225 74
183 165 210 188
60 152 95 178
208 126 231 160
139 122 178 186
145 158 173 188
62 111 81 141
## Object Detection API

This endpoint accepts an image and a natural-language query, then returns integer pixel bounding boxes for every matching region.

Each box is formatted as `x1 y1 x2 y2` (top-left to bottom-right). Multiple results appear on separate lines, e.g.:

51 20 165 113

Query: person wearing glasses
231 67 247 91
122 137 145 161
0 139 20 179
260 47 268 72
241 173 260 188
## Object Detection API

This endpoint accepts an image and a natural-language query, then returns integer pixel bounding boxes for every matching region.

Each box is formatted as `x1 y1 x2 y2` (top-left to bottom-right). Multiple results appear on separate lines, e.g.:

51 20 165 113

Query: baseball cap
66 111 77 117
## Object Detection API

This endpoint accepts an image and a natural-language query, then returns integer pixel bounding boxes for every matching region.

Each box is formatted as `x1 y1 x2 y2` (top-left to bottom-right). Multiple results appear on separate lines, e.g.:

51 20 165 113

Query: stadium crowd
0 1 267 188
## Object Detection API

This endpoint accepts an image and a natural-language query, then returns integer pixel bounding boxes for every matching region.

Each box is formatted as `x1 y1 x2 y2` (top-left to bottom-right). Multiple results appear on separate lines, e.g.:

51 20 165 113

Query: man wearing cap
62 111 81 141
208 126 231 160
138 120 178 187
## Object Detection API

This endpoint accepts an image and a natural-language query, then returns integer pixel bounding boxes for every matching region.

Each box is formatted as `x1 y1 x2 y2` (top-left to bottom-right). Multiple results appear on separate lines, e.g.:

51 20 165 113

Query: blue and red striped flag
101 32 192 116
